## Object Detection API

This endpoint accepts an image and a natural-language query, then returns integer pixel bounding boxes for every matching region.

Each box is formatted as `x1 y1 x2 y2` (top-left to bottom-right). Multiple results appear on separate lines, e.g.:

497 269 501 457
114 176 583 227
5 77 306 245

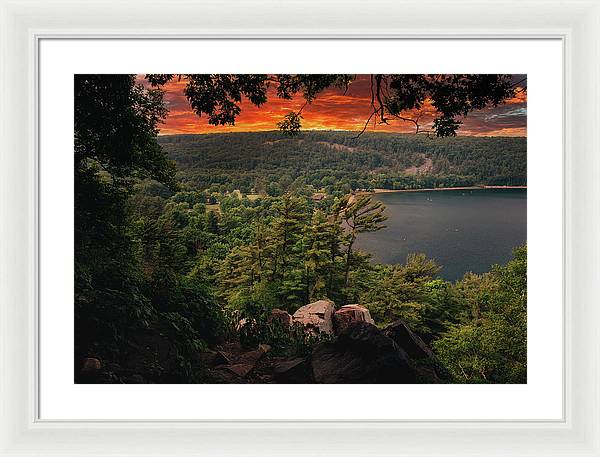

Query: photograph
74 73 527 384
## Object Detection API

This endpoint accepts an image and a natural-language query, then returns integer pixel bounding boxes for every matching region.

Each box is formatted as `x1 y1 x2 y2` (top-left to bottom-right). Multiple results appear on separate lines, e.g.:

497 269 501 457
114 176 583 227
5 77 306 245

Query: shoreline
360 185 526 195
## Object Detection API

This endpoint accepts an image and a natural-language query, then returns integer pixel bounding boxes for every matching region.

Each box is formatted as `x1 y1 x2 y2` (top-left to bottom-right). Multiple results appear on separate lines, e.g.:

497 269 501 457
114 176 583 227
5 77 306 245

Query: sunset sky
147 74 527 137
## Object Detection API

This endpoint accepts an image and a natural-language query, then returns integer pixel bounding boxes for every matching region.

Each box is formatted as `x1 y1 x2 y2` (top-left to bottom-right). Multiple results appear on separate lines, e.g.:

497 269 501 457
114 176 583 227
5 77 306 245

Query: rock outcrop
292 300 335 335
382 320 435 360
382 320 444 383
333 304 374 334
268 308 293 328
214 343 271 378
81 357 102 373
273 357 311 383
310 322 418 383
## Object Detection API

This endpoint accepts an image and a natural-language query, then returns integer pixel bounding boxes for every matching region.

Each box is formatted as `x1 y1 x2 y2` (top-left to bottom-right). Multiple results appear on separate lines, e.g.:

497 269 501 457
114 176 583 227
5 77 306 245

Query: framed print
1 1 599 456
40 40 558 421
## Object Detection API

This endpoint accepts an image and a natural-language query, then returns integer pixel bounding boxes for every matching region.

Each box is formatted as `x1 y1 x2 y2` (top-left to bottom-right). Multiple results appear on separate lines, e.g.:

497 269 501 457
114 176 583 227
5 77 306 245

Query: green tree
206 211 219 234
336 195 387 291
75 75 175 360
433 246 527 383
361 254 448 340
75 75 227 382
302 209 338 302
270 194 306 281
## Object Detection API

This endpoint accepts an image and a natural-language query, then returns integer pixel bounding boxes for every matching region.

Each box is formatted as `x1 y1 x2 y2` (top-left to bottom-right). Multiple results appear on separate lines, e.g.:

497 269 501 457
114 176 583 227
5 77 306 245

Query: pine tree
303 209 337 302
270 194 306 282
336 195 387 292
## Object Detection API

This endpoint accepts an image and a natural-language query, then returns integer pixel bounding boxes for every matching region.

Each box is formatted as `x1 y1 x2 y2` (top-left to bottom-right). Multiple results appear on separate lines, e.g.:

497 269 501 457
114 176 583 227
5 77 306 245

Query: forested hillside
75 75 527 385
159 131 526 194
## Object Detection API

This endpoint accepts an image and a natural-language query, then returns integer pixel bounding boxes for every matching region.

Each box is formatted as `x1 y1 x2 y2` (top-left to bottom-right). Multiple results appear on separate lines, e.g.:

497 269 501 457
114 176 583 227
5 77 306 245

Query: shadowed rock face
273 357 311 383
382 320 435 360
382 320 450 383
203 343 272 383
333 304 375 335
310 322 418 384
292 300 335 335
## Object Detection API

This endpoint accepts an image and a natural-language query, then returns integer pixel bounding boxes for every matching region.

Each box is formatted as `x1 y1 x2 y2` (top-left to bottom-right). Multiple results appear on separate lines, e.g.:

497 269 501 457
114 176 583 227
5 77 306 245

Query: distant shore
360 185 527 195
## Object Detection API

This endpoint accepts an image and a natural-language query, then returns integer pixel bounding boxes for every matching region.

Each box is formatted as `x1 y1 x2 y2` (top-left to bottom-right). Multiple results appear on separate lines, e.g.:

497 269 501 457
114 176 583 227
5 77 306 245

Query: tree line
160 131 526 195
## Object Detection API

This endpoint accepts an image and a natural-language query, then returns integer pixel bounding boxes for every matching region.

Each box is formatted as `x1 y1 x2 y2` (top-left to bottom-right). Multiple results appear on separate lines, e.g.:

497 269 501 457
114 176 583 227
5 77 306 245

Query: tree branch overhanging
145 73 523 139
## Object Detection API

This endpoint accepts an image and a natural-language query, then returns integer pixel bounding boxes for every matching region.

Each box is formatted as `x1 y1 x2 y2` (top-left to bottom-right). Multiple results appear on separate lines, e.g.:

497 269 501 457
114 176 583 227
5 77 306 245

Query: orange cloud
145 75 527 137
504 89 528 105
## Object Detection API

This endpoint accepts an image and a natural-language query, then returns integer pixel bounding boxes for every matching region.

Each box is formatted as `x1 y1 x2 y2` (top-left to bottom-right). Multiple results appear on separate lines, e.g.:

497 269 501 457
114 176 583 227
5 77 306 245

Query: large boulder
382 320 444 383
268 308 293 329
310 322 418 383
333 304 375 334
292 300 335 335
382 320 435 360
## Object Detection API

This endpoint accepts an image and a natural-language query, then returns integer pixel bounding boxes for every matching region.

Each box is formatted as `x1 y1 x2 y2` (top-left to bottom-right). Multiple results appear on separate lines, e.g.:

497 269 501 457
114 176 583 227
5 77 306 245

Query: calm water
355 189 527 281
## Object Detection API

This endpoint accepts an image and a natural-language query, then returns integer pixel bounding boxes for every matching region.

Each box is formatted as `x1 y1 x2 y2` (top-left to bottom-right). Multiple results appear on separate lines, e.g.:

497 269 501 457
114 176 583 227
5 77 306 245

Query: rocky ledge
79 300 447 384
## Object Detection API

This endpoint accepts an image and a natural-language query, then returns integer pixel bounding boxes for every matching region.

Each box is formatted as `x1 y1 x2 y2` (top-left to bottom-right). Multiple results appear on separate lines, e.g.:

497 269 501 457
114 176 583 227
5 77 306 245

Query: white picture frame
1 0 598 455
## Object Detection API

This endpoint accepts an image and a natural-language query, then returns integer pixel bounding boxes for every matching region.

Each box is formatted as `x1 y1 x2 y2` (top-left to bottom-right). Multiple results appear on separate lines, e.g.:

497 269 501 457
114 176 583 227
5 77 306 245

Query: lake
355 188 527 281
